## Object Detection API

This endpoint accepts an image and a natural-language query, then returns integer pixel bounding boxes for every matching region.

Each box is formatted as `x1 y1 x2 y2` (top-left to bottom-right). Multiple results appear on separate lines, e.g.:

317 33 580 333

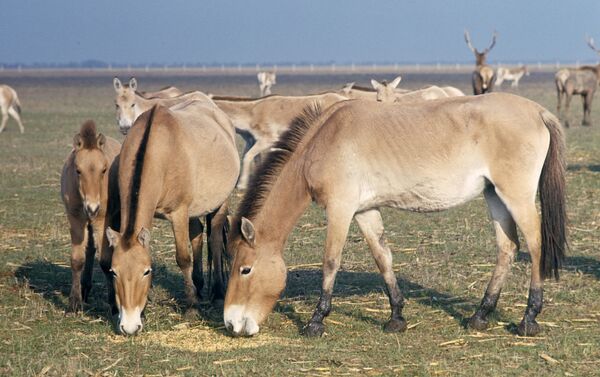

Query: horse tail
123 105 157 241
539 110 567 280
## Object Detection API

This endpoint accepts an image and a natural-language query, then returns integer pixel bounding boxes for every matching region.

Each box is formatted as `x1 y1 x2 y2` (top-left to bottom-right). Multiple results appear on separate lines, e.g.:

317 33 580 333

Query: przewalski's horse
464 30 498 95
257 72 276 96
496 66 529 87
370 77 463 103
61 121 121 312
113 77 182 99
223 93 566 338
555 37 600 127
113 77 212 134
0 85 24 134
213 93 348 190
105 101 239 335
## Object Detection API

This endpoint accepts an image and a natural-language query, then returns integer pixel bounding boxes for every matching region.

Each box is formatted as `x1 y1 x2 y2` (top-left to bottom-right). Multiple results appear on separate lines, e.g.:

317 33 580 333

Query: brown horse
223 93 566 338
105 101 239 335
60 121 121 312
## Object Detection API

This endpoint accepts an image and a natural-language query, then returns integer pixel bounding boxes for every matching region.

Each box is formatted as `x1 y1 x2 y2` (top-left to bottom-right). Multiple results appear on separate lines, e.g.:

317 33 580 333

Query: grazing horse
61 121 121 312
113 77 212 134
105 101 239 335
257 72 276 96
213 93 348 190
464 30 498 95
370 77 463 103
555 36 600 127
496 66 529 87
223 93 566 338
0 85 24 134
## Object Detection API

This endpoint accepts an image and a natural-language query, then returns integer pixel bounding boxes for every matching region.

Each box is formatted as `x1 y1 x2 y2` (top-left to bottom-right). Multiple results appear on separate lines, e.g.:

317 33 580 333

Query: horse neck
251 160 312 249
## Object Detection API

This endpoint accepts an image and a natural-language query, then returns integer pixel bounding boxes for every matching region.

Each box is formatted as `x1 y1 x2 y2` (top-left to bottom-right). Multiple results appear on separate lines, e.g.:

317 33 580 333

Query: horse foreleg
8 107 23 133
189 217 204 301
304 203 354 337
207 201 229 301
171 208 199 312
81 223 98 303
355 209 407 333
99 221 117 316
468 186 519 331
564 93 573 128
67 215 88 313
582 92 594 126
0 110 8 133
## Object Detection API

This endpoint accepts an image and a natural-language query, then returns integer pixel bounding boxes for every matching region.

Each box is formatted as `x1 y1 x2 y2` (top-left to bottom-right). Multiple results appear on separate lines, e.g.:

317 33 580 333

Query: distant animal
105 100 239 335
495 66 529 87
223 93 566 339
60 121 121 313
464 30 498 95
370 76 463 103
113 77 213 134
0 85 24 134
257 72 276 96
555 36 600 127
213 93 348 190
114 77 183 99
339 81 409 100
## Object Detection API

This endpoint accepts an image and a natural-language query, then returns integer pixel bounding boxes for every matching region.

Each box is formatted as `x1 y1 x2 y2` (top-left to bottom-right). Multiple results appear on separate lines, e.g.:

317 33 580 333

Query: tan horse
257 72 276 96
113 77 212 134
223 93 566 338
61 121 121 312
370 77 463 103
0 85 24 133
105 101 239 335
213 93 347 189
496 66 529 87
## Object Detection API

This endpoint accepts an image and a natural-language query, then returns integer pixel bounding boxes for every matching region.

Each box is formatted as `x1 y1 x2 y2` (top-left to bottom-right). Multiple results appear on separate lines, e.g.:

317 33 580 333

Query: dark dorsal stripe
79 120 98 149
351 85 377 92
213 94 278 102
236 103 323 220
123 105 157 242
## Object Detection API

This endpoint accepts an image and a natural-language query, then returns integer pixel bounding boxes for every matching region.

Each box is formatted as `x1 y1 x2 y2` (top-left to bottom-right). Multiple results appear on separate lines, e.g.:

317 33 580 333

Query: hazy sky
2 1 599 65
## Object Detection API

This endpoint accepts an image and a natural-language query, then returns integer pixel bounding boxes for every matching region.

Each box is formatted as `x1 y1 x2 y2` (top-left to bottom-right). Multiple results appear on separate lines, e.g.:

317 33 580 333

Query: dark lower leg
517 287 543 336
189 218 204 299
469 291 500 330
81 225 96 302
304 292 332 337
383 281 407 332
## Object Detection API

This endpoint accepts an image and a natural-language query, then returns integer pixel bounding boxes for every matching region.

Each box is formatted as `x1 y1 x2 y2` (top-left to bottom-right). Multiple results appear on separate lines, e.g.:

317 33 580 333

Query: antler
483 30 498 54
586 35 600 54
464 29 477 53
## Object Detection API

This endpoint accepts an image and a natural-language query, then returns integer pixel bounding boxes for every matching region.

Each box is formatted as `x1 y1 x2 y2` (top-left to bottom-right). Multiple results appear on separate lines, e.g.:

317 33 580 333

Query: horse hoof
303 321 325 337
383 318 407 333
517 320 541 337
468 315 489 331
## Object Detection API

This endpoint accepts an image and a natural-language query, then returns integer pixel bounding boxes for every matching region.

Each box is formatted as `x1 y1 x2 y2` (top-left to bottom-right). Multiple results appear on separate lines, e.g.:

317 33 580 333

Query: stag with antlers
464 30 498 95
555 36 600 127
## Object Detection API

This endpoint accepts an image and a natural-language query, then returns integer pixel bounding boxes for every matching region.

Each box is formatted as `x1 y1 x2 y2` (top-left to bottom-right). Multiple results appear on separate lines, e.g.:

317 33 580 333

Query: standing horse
61 121 121 312
105 101 239 335
0 85 24 134
257 72 276 96
496 66 529 87
113 77 212 134
223 93 566 338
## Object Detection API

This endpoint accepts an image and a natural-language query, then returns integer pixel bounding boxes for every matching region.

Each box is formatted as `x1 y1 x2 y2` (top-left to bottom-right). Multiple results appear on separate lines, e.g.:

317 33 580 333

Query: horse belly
357 169 487 213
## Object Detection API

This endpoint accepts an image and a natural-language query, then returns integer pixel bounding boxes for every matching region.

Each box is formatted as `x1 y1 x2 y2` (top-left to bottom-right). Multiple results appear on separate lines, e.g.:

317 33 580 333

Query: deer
464 30 498 95
555 36 600 127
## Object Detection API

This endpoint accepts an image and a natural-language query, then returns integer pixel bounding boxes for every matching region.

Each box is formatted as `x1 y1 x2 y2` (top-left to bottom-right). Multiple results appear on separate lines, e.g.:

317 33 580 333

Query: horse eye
240 266 252 275
76 169 81 175
130 104 135 108
143 269 152 277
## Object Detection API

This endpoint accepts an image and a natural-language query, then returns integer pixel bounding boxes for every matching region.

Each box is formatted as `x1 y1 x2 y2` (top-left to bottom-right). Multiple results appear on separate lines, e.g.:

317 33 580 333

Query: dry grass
0 70 599 376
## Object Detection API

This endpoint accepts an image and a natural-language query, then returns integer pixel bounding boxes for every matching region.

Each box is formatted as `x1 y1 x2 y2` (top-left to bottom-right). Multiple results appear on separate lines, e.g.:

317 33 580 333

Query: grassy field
0 71 599 376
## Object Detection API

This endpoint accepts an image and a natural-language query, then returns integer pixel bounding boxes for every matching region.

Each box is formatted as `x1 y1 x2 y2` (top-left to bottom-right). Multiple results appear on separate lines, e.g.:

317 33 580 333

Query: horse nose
85 203 100 218
119 323 143 336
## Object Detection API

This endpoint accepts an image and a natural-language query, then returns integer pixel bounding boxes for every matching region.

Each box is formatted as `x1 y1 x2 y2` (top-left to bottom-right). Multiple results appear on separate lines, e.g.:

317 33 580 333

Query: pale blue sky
2 1 599 65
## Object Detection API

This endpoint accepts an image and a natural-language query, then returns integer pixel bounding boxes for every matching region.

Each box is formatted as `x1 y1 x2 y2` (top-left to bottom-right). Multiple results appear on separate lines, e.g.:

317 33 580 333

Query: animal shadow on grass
14 259 223 327
277 269 482 334
567 164 600 172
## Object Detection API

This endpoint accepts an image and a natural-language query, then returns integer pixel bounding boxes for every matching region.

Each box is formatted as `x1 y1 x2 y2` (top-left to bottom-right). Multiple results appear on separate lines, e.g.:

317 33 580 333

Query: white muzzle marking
224 305 260 337
119 306 143 335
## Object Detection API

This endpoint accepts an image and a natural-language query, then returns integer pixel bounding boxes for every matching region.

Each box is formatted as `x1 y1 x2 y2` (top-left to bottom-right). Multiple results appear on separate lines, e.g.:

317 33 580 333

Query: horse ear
129 78 138 91
97 133 106 149
371 79 382 90
113 77 122 92
106 227 120 247
240 217 256 247
390 76 402 89
342 82 354 94
137 227 151 248
73 133 83 150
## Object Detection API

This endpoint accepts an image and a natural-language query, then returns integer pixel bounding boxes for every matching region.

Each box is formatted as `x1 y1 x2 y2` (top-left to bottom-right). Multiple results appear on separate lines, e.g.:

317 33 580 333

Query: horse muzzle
84 202 100 219
224 305 260 337
118 307 144 336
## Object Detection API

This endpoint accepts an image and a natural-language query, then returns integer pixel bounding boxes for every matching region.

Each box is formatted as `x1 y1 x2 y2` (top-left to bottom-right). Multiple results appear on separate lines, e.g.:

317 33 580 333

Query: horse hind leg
8 107 23 133
355 209 407 333
67 216 89 312
468 186 519 331
0 109 8 133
